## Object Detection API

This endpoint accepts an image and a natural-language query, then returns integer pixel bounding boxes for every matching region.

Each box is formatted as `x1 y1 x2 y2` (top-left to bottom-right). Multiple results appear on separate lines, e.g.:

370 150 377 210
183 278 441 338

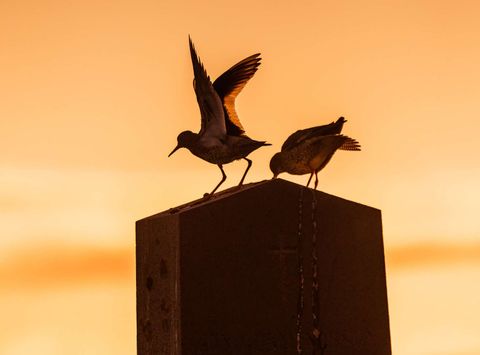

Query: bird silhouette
169 37 270 195
270 117 360 189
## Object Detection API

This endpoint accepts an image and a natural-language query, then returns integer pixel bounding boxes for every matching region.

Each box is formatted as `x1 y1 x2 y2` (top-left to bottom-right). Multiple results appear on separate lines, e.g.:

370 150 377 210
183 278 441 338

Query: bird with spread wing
169 37 270 195
269 117 361 189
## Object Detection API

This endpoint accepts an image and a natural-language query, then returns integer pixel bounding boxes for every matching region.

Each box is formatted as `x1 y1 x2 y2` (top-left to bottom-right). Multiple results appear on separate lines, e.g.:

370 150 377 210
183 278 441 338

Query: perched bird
169 37 270 195
269 117 360 189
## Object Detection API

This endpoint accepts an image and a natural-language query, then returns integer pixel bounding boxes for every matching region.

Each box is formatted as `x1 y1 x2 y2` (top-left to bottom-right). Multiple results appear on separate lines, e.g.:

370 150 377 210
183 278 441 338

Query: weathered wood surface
136 179 391 354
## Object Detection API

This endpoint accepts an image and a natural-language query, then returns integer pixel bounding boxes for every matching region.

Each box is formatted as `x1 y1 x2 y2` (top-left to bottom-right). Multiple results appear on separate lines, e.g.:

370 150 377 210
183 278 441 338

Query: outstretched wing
213 53 261 136
189 37 226 137
281 117 346 151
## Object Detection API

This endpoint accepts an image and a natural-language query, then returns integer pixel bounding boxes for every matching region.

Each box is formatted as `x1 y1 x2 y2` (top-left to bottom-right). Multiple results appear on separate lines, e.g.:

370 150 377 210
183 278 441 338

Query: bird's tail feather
339 136 361 151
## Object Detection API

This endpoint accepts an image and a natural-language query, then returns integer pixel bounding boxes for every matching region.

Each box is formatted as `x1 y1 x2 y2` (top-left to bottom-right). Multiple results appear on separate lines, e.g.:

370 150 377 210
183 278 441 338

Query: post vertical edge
136 213 181 354
376 209 392 354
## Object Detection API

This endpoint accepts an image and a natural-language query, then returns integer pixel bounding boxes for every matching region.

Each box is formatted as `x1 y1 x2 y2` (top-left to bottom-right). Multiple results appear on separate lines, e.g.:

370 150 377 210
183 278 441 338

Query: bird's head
168 130 197 157
269 152 284 179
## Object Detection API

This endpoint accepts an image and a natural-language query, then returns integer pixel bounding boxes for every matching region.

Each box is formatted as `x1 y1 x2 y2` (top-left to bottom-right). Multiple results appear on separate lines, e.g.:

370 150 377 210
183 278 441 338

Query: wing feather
281 117 346 151
189 37 226 137
213 53 261 136
339 136 361 151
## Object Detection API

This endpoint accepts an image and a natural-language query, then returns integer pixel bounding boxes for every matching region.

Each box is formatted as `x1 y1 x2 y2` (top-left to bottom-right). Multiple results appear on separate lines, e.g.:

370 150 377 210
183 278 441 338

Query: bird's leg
306 172 313 188
238 158 252 186
314 171 319 190
208 164 227 195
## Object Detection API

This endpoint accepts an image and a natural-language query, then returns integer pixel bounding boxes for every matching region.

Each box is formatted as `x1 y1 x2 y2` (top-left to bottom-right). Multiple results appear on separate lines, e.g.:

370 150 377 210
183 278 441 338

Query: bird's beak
168 145 181 157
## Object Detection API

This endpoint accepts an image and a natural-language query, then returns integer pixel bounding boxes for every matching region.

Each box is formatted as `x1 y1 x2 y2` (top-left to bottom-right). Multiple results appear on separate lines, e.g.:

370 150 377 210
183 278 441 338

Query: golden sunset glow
1 0 480 354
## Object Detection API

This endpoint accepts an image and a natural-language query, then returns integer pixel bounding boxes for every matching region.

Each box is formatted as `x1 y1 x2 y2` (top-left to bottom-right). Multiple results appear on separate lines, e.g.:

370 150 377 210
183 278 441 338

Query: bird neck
180 131 200 149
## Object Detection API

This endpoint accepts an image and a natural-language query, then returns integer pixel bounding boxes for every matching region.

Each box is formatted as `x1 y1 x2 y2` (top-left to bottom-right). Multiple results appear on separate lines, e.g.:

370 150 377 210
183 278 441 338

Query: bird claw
203 192 213 200
168 207 180 214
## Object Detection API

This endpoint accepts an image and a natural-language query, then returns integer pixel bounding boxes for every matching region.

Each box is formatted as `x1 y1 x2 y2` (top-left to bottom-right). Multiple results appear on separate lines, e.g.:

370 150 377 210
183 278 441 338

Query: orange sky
1 0 480 354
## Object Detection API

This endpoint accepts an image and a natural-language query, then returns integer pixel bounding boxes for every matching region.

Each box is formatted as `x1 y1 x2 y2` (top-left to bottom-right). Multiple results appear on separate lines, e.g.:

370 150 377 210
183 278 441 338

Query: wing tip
188 34 194 49
188 35 196 57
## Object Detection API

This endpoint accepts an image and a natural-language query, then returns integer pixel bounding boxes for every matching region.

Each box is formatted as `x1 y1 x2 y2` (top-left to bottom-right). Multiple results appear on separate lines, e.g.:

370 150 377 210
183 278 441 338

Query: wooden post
136 179 391 354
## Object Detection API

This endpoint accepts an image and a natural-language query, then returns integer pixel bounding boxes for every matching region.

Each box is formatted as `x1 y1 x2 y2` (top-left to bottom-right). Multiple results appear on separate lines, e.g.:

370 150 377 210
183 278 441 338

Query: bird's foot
168 207 180 214
202 192 213 200
234 184 244 191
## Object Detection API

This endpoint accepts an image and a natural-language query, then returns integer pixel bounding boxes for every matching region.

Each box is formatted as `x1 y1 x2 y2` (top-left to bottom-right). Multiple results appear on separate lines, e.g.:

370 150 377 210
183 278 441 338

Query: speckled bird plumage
270 117 360 189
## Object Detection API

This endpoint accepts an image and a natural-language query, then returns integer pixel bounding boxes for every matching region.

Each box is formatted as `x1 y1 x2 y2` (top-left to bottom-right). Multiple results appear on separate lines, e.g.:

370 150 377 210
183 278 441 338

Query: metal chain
296 187 305 354
310 190 327 354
